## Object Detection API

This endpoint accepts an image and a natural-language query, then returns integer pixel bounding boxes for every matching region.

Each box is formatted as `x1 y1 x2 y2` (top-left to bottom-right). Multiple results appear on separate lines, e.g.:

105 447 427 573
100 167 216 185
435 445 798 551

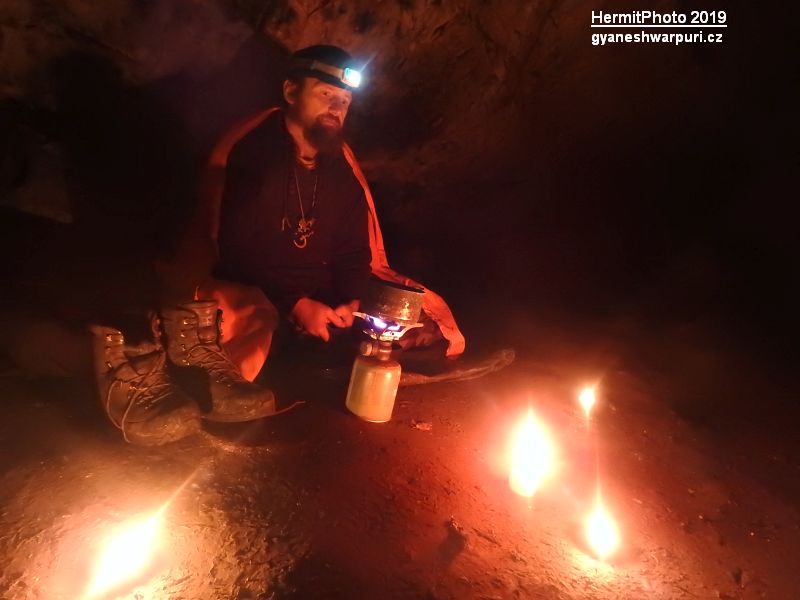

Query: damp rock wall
1 0 795 332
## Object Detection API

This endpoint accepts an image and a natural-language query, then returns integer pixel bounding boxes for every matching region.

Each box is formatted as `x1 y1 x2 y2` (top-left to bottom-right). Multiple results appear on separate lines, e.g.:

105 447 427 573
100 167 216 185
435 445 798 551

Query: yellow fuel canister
345 347 401 423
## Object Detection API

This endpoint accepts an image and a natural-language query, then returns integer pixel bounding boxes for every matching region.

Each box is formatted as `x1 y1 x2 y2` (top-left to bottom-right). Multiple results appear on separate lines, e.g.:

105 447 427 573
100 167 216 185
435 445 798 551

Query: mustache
317 114 342 126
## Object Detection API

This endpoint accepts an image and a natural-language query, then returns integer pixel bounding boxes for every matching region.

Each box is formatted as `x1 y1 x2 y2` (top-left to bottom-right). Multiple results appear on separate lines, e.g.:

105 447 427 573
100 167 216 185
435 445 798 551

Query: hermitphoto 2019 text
591 10 727 25
590 10 727 45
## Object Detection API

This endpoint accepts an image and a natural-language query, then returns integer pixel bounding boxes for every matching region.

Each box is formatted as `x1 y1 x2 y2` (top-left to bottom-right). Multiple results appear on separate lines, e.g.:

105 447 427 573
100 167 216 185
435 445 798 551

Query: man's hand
332 299 359 328
291 298 347 341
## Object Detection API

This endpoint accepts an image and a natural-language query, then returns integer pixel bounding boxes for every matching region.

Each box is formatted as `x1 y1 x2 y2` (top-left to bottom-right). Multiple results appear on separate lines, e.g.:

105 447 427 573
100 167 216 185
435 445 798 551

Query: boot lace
105 352 175 443
186 342 246 386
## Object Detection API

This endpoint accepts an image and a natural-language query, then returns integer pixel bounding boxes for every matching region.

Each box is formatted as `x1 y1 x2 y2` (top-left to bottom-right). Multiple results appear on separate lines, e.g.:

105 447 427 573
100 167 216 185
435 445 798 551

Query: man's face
284 77 353 153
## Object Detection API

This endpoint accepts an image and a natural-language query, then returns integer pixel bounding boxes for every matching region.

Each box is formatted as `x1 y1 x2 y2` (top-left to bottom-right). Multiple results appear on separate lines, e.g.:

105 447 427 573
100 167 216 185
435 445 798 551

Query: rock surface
1 327 799 598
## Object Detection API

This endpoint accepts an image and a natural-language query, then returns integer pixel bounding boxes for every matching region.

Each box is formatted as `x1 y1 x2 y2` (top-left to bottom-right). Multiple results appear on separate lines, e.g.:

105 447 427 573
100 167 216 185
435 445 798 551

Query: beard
305 114 345 155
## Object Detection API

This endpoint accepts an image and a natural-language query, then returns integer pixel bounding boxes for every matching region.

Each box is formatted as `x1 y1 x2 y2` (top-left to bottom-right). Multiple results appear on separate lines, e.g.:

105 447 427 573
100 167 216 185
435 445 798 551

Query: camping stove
345 278 425 422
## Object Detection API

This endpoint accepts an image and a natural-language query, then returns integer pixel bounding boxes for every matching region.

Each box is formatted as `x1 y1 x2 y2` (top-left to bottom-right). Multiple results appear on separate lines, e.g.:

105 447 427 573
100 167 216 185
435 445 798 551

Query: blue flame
370 316 388 330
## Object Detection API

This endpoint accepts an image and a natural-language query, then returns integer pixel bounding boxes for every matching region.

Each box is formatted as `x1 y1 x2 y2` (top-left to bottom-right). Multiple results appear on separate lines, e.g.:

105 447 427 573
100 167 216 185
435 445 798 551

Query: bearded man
92 47 372 446
196 44 465 385
215 45 371 345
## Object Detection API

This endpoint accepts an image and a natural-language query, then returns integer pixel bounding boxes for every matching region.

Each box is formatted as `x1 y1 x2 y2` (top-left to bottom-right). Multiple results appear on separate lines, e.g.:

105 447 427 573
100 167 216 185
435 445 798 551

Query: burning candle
508 408 556 497
578 386 597 421
585 495 620 560
84 511 163 598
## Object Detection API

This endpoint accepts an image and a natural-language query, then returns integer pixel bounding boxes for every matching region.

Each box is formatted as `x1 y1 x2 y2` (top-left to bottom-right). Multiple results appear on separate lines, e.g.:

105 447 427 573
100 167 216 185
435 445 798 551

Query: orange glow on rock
508 408 557 497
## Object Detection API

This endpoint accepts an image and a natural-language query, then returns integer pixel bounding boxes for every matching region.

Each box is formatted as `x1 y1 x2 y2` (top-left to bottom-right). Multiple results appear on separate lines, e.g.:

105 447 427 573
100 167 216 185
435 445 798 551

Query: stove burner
345 278 426 422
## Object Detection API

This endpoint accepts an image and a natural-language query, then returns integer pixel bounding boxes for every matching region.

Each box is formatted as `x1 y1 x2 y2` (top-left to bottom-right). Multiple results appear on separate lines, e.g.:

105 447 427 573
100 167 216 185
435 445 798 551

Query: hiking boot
91 326 201 445
158 301 276 422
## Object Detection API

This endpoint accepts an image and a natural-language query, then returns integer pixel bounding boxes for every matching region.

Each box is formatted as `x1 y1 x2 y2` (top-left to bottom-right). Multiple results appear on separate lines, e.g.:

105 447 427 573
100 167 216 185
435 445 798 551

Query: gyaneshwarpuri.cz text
592 31 723 46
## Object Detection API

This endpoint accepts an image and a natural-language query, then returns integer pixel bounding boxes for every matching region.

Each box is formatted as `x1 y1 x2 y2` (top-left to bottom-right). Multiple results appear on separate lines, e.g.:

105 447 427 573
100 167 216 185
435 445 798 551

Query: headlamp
342 67 362 88
290 58 363 89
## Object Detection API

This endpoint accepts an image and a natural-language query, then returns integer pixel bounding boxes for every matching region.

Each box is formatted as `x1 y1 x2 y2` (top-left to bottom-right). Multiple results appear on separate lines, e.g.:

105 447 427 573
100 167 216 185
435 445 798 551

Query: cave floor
0 338 798 600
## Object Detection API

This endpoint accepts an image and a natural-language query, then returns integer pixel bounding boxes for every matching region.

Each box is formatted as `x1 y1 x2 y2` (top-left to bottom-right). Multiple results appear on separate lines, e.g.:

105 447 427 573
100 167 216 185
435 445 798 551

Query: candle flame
585 499 620 560
578 387 596 419
509 408 556 497
85 512 162 598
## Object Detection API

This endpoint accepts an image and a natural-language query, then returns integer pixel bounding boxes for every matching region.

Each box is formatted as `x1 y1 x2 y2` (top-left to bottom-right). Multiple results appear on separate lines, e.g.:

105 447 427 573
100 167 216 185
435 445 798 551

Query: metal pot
359 277 424 326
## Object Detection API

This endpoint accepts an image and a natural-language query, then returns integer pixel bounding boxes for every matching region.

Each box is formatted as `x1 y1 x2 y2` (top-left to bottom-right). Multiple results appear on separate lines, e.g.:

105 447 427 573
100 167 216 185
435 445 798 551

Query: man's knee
198 278 278 339
235 288 279 334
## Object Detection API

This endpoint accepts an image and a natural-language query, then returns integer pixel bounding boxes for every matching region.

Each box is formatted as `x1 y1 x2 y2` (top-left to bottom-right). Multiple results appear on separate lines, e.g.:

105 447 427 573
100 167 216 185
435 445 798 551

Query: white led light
343 67 362 88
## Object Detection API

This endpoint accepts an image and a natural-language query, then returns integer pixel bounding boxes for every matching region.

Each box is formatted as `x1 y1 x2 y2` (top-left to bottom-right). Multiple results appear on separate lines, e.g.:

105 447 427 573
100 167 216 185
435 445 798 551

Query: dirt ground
0 328 798 600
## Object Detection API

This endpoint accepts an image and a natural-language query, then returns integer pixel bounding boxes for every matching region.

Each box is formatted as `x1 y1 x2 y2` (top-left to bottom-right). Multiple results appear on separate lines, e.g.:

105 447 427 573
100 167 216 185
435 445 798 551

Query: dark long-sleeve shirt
215 111 371 314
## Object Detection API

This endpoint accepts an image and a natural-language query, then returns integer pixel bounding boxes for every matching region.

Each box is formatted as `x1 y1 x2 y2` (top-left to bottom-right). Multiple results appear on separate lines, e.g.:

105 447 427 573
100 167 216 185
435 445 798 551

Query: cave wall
3 0 758 181
1 1 796 344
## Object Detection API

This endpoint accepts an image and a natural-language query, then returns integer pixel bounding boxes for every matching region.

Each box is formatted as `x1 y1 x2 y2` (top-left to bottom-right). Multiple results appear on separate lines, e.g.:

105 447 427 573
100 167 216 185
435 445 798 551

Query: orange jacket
202 107 465 357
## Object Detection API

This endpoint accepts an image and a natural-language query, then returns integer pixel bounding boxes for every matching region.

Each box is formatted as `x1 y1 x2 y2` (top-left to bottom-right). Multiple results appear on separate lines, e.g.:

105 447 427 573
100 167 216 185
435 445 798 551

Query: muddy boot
91 326 201 446
159 301 276 422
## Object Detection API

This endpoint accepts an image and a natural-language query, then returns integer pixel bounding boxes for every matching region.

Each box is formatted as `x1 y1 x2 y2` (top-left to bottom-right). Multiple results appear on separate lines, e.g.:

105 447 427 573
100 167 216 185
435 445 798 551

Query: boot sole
201 399 278 423
124 408 202 446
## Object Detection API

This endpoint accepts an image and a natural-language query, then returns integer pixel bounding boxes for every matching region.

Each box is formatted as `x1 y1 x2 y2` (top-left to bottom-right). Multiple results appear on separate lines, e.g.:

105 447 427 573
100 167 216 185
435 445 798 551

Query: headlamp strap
289 58 361 88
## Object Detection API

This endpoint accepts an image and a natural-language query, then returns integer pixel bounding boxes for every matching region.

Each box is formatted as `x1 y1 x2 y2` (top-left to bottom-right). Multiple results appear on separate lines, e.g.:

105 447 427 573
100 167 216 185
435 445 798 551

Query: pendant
293 217 315 249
